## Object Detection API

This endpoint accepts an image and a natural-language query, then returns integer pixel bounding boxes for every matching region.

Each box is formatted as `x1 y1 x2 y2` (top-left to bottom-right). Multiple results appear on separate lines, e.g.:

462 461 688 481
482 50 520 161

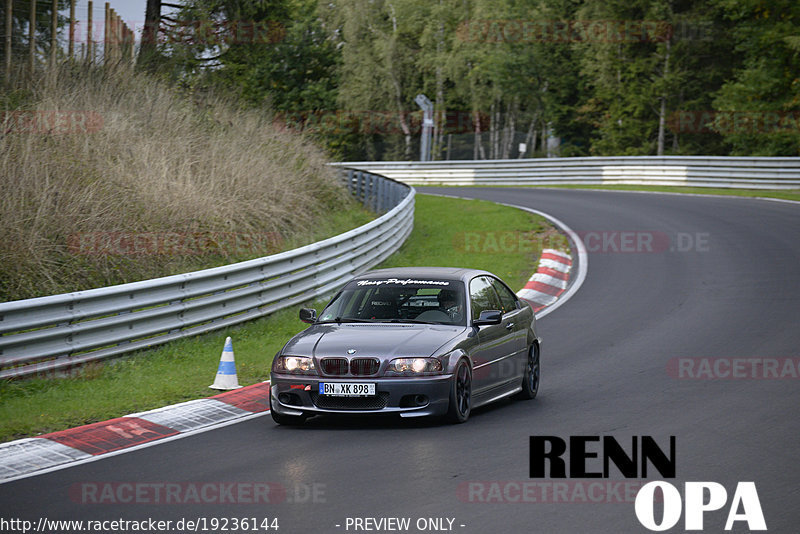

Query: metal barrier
0 170 414 379
334 156 800 189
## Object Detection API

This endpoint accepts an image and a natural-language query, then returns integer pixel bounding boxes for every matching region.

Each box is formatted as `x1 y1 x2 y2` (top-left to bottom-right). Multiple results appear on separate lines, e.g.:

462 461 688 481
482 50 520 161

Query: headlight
387 358 443 374
274 355 317 375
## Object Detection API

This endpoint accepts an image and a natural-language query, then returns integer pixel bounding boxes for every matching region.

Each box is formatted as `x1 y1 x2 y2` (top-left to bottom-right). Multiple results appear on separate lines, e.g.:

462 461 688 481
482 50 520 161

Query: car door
468 276 518 395
488 276 529 385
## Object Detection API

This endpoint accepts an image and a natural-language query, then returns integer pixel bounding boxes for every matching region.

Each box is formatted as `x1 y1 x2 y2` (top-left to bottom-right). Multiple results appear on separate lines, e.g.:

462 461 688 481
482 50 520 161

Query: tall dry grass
0 64 352 302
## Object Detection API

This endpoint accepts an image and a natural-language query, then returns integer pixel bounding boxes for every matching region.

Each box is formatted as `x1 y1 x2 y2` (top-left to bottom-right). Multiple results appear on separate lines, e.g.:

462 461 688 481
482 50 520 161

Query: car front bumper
270 373 453 418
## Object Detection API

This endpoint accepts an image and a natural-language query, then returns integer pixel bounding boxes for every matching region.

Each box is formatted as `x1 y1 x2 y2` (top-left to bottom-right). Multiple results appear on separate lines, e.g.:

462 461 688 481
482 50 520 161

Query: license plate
319 382 376 397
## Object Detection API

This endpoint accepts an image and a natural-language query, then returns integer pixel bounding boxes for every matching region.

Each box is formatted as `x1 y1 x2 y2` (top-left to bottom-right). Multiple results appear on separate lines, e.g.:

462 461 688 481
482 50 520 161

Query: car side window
489 277 519 313
469 276 503 320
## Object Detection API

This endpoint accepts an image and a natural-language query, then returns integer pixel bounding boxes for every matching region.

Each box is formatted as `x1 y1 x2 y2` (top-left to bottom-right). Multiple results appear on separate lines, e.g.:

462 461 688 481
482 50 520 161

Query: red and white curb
494 201 588 320
517 249 572 313
0 382 270 484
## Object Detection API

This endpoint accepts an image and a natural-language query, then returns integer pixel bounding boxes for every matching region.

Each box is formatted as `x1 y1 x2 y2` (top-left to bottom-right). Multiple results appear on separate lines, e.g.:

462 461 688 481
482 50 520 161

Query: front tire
516 343 540 400
269 393 307 426
446 359 472 424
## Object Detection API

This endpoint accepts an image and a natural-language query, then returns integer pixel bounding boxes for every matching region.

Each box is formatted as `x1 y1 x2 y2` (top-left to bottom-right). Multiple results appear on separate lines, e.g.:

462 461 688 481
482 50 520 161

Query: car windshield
318 278 467 326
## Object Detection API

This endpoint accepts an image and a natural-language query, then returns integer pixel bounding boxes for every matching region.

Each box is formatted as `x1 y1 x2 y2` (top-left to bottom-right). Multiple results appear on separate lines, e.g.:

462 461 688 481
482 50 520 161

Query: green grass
496 184 800 202
0 194 559 443
379 194 562 291
284 203 375 249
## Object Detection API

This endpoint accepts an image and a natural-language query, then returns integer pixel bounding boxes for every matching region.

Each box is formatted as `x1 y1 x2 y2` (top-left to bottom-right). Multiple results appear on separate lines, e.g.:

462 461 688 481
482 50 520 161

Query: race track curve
2 188 798 533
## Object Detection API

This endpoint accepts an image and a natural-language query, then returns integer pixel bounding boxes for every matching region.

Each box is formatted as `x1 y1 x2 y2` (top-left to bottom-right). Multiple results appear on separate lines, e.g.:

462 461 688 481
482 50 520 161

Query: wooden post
109 8 114 61
120 25 126 63
29 0 37 73
123 24 132 65
50 0 57 67
108 8 114 62
87 0 93 62
69 0 75 59
104 2 109 64
127 23 135 65
114 11 122 61
4 0 11 83
120 18 126 65
114 10 121 62
113 9 120 62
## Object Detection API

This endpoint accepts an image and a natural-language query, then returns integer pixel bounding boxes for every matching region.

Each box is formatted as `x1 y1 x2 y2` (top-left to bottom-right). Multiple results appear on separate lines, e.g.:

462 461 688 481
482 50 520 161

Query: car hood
282 323 468 359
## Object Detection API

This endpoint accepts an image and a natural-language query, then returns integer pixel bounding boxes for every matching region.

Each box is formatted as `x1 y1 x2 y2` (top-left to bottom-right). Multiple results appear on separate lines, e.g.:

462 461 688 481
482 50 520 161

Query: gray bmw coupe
269 267 541 425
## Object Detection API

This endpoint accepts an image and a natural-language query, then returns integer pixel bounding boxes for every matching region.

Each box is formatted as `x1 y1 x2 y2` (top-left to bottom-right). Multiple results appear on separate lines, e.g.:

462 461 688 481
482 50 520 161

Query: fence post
50 0 57 67
28 0 36 74
110 9 116 62
87 1 93 62
114 10 121 63
129 24 135 64
69 0 75 59
3 0 11 83
104 2 109 64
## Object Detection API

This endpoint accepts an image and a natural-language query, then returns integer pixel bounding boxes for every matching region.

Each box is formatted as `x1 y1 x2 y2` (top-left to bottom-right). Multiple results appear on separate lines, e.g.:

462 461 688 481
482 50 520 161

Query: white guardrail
0 170 414 379
334 156 800 189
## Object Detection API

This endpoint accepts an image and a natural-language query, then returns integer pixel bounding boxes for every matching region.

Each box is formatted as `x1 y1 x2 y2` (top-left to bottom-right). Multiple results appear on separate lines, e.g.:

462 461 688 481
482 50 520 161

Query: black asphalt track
2 188 798 533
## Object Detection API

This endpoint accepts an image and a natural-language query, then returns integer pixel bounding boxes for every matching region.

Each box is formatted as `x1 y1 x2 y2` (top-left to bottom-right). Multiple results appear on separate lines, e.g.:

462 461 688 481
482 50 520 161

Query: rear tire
516 343 540 400
269 393 307 426
446 359 472 424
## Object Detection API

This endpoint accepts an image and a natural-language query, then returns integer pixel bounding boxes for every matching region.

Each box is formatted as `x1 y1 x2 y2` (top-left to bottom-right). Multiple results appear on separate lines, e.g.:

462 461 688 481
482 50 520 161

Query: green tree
322 0 424 160
159 0 289 77
575 0 680 155
149 0 798 159
712 0 800 155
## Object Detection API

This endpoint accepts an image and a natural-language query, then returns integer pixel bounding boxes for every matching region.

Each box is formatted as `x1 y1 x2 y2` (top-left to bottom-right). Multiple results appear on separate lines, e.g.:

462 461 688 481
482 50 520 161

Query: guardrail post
377 176 385 212
370 174 378 212
356 171 364 204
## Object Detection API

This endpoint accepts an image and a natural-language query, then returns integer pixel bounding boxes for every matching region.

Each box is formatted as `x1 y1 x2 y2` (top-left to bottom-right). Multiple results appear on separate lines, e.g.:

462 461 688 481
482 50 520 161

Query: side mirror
473 310 502 326
299 308 317 324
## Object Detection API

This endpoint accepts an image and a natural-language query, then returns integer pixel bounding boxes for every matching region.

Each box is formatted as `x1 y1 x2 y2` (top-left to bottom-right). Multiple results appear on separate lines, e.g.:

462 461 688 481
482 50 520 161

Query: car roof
354 267 493 284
